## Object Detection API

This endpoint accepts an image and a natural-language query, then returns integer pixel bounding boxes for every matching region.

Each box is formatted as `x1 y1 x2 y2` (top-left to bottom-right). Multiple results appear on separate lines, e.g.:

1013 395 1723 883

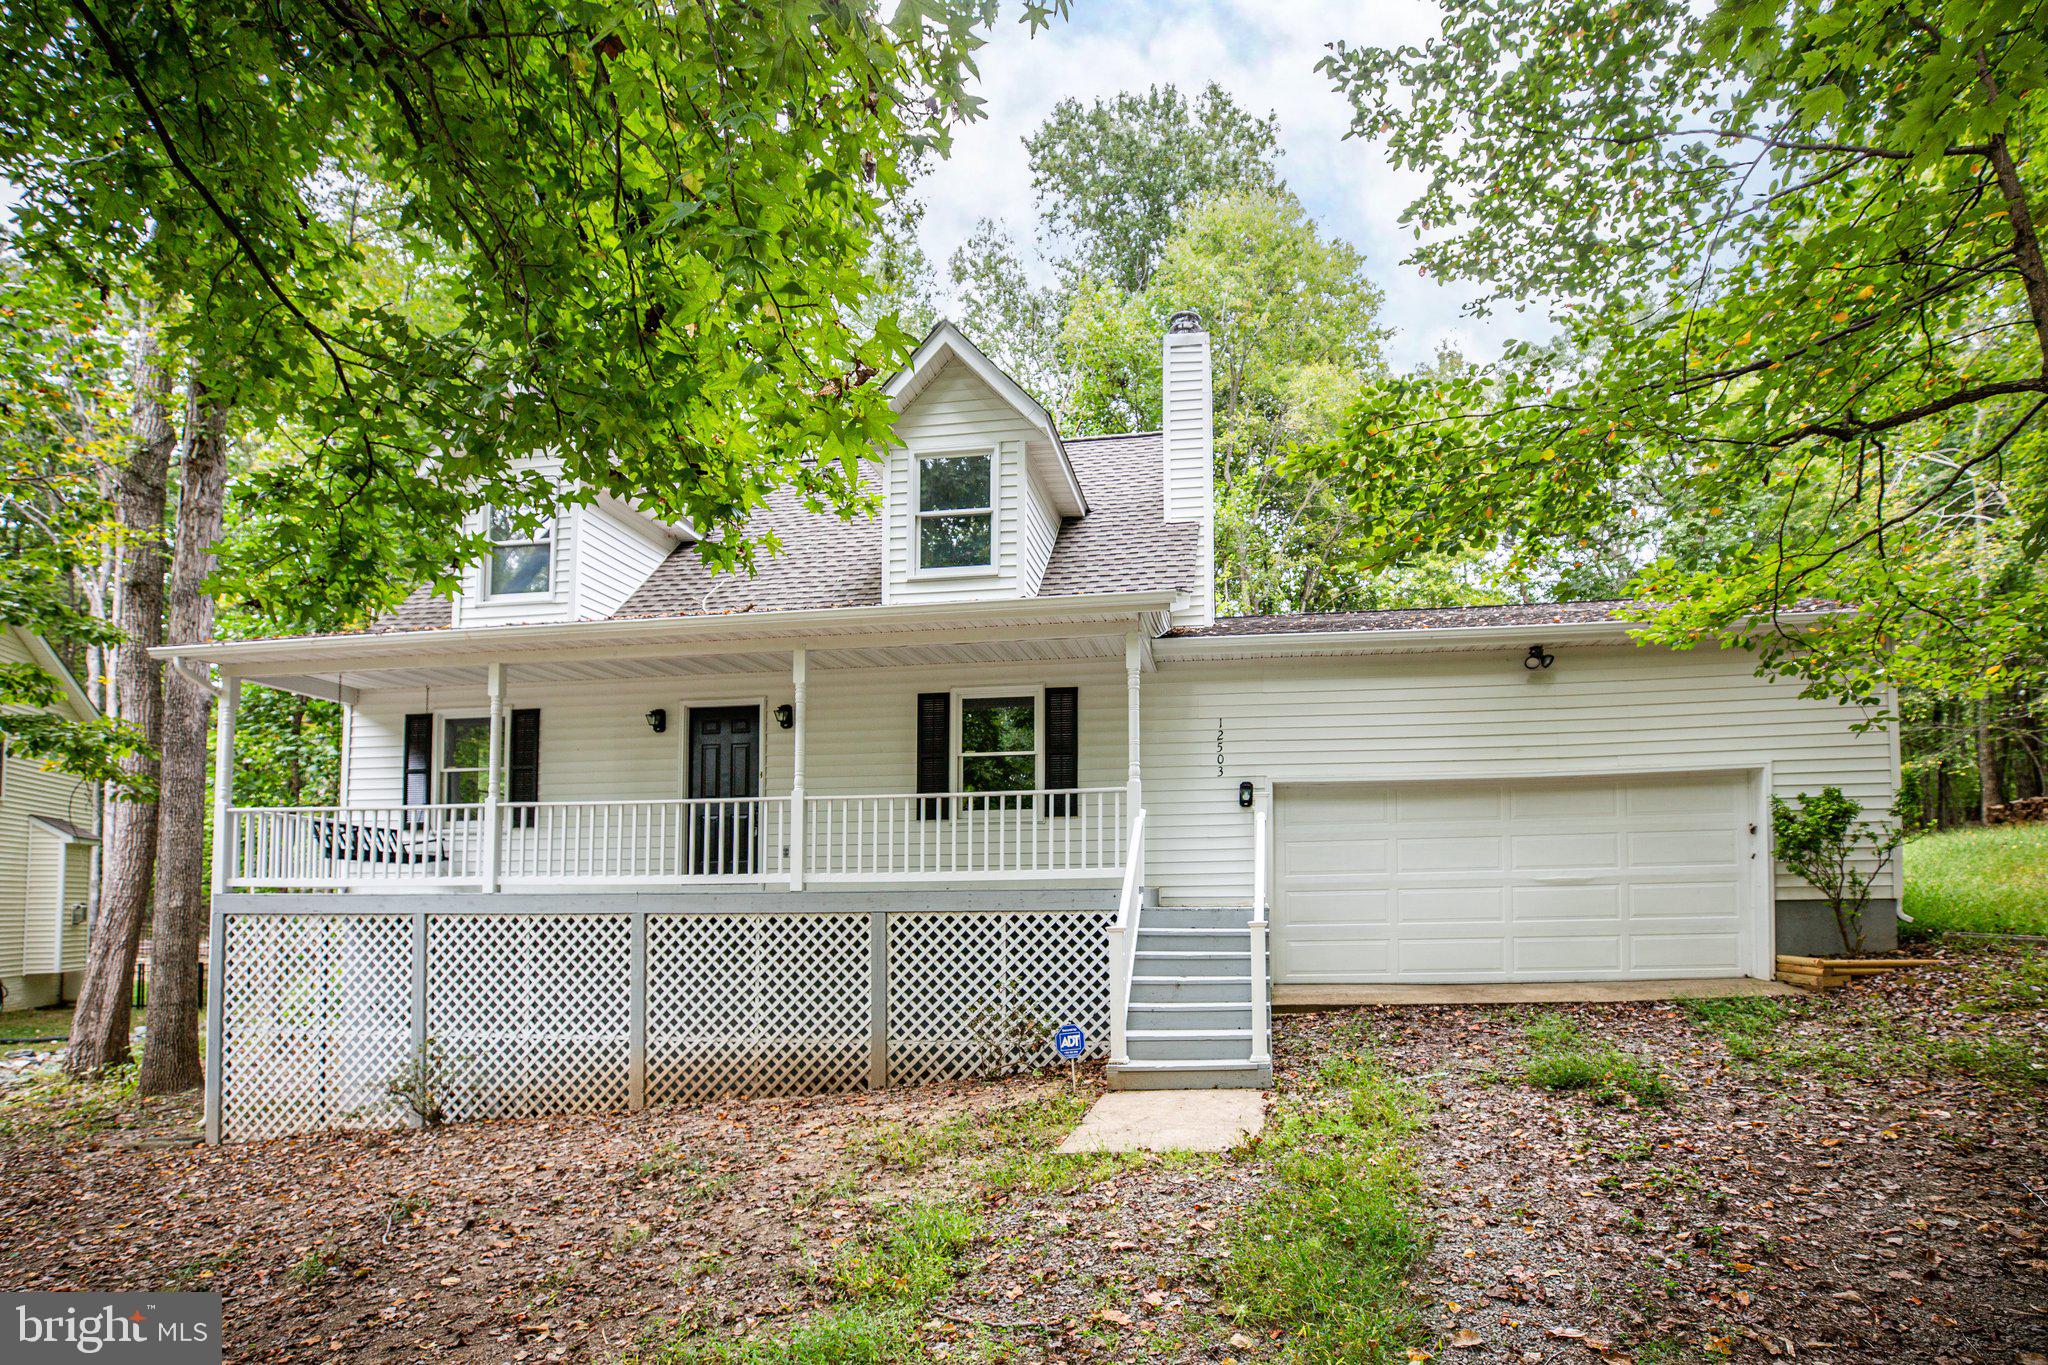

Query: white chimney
1161 310 1215 629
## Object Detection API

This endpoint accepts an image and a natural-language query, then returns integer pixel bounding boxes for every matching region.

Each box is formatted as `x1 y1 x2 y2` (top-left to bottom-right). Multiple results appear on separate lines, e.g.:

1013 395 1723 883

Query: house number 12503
1216 720 1226 777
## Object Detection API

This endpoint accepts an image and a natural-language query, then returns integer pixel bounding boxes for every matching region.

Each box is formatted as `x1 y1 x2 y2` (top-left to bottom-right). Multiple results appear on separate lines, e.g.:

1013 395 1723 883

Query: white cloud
912 0 1556 370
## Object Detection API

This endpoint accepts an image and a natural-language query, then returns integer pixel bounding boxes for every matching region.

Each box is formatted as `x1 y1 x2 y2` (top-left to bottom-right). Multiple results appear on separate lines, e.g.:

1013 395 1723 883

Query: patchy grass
1903 824 2048 937
1956 947 2048 1014
0 1063 141 1141
828 1202 980 1312
1519 1013 1675 1107
1683 988 2047 1092
1223 1045 1432 1363
631 1307 928 1364
0 1007 74 1042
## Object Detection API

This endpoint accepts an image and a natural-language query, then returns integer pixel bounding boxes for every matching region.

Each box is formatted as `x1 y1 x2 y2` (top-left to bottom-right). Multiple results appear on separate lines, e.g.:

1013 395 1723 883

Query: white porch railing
803 787 1125 881
1106 808 1146 1067
500 798 790 884
226 787 1128 890
228 805 486 888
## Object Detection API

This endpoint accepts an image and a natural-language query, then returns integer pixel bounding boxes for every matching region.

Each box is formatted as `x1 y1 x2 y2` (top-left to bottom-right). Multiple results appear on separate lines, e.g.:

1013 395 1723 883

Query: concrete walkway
1273 977 1798 1009
1057 1089 1265 1154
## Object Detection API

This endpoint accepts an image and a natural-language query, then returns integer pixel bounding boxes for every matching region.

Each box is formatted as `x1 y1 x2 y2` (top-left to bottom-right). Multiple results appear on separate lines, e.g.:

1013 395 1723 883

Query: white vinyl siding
59 841 91 971
574 503 677 619
343 659 1127 808
882 360 1061 605
0 629 98 998
1141 644 1897 907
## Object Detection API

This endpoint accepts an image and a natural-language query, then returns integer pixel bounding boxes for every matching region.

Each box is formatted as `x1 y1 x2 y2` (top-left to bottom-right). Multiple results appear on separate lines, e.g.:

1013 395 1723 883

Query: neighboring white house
159 314 1898 1140
0 627 99 1012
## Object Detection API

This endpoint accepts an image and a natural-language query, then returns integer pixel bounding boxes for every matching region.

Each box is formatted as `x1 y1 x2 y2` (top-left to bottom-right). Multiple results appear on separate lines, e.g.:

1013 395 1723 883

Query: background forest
3 0 2043 1091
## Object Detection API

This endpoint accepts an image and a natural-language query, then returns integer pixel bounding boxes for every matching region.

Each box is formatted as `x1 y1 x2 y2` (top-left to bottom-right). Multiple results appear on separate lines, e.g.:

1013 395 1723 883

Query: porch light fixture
774 703 795 729
1524 644 1556 671
1238 781 1255 809
645 707 667 734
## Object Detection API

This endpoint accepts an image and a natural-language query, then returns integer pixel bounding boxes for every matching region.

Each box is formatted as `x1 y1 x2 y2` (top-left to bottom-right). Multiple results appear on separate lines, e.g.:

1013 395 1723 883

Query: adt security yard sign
1053 1024 1086 1060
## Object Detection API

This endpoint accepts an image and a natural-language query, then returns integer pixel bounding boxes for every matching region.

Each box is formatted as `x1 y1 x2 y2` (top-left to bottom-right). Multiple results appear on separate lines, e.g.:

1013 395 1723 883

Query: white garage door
1272 773 1755 983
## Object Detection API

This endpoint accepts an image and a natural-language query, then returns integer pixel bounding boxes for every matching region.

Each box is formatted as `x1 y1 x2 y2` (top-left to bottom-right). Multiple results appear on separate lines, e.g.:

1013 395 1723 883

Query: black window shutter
1045 687 1079 817
508 708 541 827
403 714 434 806
916 692 950 820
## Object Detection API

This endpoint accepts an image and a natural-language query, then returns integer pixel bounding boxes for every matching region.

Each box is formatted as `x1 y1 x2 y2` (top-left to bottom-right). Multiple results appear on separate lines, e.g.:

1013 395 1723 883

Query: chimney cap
1167 309 1205 334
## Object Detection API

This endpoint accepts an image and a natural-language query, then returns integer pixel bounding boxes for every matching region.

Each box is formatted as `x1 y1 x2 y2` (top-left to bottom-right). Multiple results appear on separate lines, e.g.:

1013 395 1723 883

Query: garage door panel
1282 889 1393 925
1510 784 1620 819
1627 829 1741 867
1511 884 1623 921
1511 832 1620 870
1393 887 1506 924
1628 881 1744 920
1513 935 1623 974
1273 773 1754 984
1286 836 1391 876
1625 779 1746 816
1398 835 1505 872
1274 932 1392 980
1396 786 1504 822
1398 936 1506 975
1628 933 1740 972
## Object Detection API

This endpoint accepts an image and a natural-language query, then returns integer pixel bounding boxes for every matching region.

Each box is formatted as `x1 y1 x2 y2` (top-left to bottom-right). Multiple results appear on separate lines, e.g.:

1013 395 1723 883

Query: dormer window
487 508 552 596
916 450 993 571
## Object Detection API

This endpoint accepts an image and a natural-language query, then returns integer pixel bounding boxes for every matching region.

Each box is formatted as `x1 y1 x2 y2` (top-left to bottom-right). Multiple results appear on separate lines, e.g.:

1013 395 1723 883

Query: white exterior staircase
1106 810 1273 1090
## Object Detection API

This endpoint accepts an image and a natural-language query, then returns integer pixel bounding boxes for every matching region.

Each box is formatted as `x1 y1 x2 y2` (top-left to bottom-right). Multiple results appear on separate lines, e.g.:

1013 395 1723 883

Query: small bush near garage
1518 1012 1674 1106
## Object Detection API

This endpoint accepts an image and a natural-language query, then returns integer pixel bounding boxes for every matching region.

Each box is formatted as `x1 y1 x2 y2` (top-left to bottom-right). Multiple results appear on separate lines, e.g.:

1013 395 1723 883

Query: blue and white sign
1052 1024 1087 1060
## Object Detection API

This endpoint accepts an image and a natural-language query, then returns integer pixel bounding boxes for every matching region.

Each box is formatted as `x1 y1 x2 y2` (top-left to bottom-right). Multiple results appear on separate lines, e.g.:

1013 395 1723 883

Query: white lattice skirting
213 907 1111 1142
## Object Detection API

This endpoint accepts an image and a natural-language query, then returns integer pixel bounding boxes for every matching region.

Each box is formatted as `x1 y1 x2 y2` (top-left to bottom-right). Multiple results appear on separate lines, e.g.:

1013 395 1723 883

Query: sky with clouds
911 0 1558 372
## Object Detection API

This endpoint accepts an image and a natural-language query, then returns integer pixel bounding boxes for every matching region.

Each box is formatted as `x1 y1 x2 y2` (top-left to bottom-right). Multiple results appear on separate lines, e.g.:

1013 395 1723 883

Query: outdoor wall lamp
1524 644 1556 671
645 707 667 734
774 704 795 730
1238 781 1255 808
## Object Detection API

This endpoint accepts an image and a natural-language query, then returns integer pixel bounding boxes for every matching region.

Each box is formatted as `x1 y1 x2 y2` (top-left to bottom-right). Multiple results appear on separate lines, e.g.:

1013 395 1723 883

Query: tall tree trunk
66 319 173 1077
1978 698 2004 822
139 386 229 1097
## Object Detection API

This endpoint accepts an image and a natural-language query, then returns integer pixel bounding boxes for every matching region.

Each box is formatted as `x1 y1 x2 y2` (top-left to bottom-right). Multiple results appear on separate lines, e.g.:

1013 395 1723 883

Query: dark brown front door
688 706 759 874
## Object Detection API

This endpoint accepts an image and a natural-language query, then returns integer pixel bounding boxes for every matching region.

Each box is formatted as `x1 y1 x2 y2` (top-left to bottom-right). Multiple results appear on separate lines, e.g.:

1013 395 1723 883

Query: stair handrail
1107 807 1146 1067
1249 805 1272 1067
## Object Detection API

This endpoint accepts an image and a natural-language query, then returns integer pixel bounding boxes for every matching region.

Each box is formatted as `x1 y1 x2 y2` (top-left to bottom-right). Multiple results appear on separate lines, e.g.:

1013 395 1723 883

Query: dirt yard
0 943 2043 1363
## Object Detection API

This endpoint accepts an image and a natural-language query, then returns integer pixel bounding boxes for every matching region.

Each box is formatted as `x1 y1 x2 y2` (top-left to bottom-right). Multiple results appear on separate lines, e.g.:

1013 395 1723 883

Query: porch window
440 716 499 804
916 451 993 571
486 507 553 596
958 695 1036 794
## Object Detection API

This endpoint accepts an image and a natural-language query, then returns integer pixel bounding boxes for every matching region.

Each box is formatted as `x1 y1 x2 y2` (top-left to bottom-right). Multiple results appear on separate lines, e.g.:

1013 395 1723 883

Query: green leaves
1313 0 2048 703
2 0 1008 627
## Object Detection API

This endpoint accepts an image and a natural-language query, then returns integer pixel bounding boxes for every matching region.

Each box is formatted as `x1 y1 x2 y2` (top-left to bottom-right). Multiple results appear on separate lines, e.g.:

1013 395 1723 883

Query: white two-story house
162 315 1897 1142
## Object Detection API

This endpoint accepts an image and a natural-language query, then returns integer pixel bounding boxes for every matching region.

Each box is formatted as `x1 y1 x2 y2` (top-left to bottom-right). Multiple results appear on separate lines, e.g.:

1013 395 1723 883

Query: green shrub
1773 787 1900 954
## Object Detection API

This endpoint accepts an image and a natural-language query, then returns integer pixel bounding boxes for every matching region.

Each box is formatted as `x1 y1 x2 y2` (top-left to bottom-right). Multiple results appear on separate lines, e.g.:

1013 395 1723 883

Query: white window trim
434 711 500 807
912 447 998 579
951 685 1043 794
482 507 557 602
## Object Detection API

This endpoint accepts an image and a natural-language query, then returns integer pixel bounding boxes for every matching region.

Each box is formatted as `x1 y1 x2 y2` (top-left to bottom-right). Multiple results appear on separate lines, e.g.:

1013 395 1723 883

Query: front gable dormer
880 323 1086 605
451 457 691 627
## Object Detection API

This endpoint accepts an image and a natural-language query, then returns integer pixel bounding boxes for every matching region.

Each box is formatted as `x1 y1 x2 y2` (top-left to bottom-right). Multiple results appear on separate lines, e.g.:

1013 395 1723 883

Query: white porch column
482 662 504 892
209 673 240 895
789 647 808 890
204 671 239 1146
1124 633 1144 825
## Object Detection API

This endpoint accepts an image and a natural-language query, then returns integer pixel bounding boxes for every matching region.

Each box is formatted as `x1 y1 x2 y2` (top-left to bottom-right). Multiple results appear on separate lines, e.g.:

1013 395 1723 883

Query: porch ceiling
236 626 1136 700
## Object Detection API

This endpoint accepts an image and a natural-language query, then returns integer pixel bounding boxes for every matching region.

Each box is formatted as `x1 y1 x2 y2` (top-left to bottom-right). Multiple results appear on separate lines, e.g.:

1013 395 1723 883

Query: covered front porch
204 598 1168 896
